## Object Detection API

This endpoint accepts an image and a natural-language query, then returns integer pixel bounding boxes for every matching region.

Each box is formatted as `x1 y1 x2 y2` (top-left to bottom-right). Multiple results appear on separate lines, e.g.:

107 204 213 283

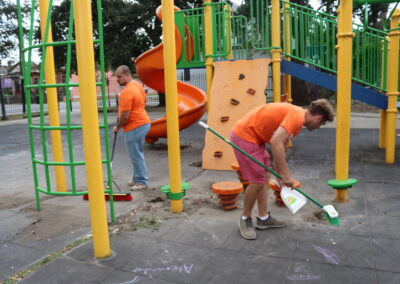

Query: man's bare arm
113 110 130 132
269 126 295 186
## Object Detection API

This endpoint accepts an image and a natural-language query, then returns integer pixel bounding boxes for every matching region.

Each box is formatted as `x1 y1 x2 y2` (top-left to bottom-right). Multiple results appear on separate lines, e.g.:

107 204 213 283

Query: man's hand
281 176 297 188
113 110 130 133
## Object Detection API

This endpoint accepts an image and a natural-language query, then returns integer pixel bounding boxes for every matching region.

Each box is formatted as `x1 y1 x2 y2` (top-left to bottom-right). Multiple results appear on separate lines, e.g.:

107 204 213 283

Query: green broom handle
199 121 324 208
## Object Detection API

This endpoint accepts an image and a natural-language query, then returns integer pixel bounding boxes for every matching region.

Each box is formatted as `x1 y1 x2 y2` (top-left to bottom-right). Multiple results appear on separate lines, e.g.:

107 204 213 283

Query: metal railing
279 0 390 92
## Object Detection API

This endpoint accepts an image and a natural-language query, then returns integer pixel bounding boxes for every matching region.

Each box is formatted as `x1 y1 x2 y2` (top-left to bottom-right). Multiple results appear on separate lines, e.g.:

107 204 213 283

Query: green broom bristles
326 214 340 226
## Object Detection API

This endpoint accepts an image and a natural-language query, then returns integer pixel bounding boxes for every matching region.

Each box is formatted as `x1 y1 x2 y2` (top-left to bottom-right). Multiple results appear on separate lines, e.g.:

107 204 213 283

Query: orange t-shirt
118 81 150 132
232 103 306 144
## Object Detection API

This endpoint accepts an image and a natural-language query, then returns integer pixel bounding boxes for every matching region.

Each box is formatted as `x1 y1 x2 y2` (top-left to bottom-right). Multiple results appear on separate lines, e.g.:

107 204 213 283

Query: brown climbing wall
202 58 271 170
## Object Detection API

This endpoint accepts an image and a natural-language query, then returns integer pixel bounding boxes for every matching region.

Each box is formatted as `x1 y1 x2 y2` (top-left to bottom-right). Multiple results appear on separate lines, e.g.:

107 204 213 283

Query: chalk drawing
312 244 340 265
115 275 141 284
286 262 321 281
132 263 194 275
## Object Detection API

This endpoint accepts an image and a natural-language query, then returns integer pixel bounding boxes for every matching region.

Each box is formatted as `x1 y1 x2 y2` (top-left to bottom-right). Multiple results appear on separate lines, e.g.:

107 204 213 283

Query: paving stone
376 270 400 284
19 227 90 254
161 218 236 249
196 249 289 283
103 270 176 284
116 238 215 283
368 215 400 239
294 229 375 269
0 210 32 242
19 257 116 284
223 224 298 259
372 237 400 273
285 260 376 284
0 241 44 280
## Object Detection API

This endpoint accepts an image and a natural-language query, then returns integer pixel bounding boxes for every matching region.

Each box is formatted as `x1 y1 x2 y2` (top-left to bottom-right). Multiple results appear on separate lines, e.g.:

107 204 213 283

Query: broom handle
111 131 117 162
199 121 324 209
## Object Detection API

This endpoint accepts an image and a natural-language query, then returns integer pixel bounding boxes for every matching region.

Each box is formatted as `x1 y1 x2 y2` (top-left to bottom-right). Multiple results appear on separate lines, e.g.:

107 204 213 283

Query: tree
0 0 29 64
40 0 207 72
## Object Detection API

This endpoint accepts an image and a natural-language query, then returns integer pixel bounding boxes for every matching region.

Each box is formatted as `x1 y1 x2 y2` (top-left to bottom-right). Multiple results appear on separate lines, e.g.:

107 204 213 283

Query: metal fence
0 71 208 119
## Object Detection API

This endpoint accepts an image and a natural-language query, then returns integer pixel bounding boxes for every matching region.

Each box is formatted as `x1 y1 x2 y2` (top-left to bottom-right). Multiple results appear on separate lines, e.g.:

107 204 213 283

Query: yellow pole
162 0 183 213
379 39 387 148
225 4 233 60
334 1 354 202
385 10 400 164
204 0 214 110
271 0 282 102
283 1 292 103
38 0 67 192
73 0 110 258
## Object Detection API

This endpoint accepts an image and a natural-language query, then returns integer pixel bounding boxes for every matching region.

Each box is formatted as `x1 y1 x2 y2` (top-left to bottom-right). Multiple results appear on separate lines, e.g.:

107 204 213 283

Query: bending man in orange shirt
113 65 151 191
231 99 334 240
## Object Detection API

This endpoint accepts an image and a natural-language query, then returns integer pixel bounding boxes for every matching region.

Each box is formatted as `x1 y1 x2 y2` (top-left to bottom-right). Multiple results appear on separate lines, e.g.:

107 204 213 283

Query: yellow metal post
379 110 387 148
271 0 282 102
283 1 292 103
334 1 354 202
204 0 214 110
73 0 110 258
225 4 233 60
38 0 67 192
385 10 400 164
162 0 183 213
379 39 387 148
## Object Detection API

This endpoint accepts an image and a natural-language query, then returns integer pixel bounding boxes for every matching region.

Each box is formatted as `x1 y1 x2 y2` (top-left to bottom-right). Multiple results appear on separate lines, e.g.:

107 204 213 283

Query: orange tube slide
135 6 207 143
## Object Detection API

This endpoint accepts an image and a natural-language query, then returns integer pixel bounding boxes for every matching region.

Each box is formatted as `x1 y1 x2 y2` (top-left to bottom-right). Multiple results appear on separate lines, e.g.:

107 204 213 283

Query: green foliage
36 0 205 72
0 0 29 63
319 0 389 30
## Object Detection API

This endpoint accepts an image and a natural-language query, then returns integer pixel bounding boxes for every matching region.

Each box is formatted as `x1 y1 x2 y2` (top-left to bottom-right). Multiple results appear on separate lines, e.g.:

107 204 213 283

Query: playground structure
16 0 400 257
168 0 400 202
135 6 207 143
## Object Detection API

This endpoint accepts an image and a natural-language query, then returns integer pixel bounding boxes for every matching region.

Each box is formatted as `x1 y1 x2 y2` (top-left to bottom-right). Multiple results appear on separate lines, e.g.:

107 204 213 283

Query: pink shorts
231 132 271 184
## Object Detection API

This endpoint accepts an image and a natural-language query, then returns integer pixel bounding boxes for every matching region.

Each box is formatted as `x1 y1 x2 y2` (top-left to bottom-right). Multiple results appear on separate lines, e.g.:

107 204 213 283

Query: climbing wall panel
202 58 271 170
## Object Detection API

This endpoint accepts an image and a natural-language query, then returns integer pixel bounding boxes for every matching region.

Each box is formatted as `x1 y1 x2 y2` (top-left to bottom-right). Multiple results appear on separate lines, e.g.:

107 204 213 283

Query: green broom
199 121 340 226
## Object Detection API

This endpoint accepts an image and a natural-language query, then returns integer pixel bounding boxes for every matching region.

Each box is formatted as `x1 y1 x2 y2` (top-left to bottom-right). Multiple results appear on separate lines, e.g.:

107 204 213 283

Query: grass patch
130 216 161 231
2 235 92 284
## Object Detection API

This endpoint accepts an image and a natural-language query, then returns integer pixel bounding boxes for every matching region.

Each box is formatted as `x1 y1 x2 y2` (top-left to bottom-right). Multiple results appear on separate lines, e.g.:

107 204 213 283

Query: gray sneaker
130 183 149 191
238 217 256 240
255 214 286 230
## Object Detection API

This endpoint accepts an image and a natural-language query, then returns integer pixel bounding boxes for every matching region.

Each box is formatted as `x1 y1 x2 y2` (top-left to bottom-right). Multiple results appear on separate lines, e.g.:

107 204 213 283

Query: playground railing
249 0 272 53
176 2 249 69
352 24 389 92
280 0 390 93
281 1 337 73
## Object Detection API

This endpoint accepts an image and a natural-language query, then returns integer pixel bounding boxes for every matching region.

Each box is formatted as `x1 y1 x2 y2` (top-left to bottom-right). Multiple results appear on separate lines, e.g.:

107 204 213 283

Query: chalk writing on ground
312 244 340 265
286 262 321 281
115 275 141 284
132 263 194 275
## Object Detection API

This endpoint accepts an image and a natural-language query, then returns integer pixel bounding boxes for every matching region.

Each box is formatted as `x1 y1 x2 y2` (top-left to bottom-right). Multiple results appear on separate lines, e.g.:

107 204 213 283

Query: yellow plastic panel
202 59 271 170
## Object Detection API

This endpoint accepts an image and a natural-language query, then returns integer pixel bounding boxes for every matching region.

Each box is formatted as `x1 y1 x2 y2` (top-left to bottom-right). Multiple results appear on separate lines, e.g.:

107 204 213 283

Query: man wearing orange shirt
113 65 151 191
231 99 334 240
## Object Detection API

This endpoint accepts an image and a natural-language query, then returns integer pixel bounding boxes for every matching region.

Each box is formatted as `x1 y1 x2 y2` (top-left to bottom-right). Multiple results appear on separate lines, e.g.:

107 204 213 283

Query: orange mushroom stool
212 181 244 210
231 162 249 190
268 178 301 207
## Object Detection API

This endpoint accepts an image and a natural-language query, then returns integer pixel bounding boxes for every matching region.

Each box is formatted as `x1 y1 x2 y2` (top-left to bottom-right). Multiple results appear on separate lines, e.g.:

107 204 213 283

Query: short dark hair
308 99 334 122
115 65 132 75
